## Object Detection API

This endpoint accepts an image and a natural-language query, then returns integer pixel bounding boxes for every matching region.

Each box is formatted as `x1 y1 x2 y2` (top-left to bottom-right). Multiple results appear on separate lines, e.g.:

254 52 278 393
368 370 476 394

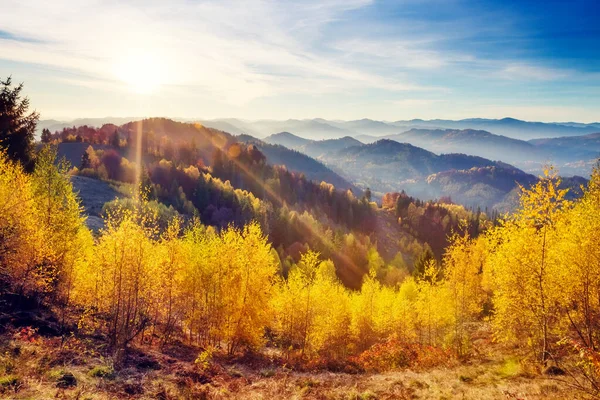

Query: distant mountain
426 167 587 211
264 132 363 159
194 119 259 137
42 116 600 142
303 137 364 159
526 132 600 175
321 138 587 209
426 166 537 209
237 135 356 191
391 118 600 140
264 132 312 149
384 128 540 165
530 132 600 154
326 119 402 136
322 139 516 202
37 117 140 135
354 134 379 144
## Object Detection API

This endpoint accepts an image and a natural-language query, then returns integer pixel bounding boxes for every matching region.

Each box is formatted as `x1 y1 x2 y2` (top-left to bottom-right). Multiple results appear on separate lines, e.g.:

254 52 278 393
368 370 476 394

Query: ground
0 322 575 400
70 175 125 231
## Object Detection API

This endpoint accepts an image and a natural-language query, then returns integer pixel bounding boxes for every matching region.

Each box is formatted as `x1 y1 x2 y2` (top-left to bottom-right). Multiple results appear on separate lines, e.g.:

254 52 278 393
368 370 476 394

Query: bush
355 335 451 372
78 167 107 180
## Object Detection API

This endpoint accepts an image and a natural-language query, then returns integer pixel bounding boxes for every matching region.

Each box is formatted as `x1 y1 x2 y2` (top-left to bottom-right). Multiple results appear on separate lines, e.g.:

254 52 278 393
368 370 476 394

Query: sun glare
115 51 165 94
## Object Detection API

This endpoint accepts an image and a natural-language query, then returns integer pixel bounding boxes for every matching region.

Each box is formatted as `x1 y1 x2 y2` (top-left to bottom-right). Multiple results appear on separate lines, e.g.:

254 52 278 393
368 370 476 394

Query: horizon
35 115 600 126
2 0 599 123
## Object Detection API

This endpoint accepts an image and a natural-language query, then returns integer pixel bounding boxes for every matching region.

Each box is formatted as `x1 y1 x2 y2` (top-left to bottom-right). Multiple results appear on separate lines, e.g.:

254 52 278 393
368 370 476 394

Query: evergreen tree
41 128 52 143
110 130 120 148
80 150 91 169
0 76 39 168
413 244 436 280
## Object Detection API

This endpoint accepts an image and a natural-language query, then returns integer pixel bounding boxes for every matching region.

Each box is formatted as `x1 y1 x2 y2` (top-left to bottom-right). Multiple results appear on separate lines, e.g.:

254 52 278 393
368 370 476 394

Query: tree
80 149 91 169
101 149 122 180
110 130 120 148
0 76 39 168
486 168 570 362
443 232 487 356
413 244 436 279
41 128 52 143
77 203 158 364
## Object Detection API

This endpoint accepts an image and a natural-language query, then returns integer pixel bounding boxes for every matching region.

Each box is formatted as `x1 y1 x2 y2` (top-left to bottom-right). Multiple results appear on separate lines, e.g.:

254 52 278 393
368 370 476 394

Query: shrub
355 335 451 372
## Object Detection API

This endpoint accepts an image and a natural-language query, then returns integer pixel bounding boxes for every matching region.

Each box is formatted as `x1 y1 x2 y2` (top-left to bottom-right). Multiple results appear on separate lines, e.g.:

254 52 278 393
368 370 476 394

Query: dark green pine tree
0 76 39 168
80 150 91 169
413 244 437 280
41 128 52 143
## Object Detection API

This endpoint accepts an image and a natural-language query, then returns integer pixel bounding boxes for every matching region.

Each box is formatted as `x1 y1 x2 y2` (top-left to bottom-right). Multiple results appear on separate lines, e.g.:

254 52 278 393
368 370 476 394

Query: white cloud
0 0 596 121
392 98 443 107
0 0 437 106
332 39 455 70
498 63 570 81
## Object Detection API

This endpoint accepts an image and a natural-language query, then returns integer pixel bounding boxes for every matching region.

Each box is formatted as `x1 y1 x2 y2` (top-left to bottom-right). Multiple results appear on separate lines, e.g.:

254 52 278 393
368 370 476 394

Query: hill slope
321 139 550 208
238 136 356 191
384 128 540 165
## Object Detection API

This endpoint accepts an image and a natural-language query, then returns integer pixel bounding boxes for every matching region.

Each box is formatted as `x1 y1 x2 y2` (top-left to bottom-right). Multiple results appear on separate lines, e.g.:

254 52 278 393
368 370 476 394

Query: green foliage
0 374 21 392
88 365 115 379
0 76 38 168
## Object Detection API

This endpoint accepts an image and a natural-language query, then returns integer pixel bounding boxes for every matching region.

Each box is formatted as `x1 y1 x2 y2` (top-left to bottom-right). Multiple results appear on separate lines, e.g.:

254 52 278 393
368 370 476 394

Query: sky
1 0 599 122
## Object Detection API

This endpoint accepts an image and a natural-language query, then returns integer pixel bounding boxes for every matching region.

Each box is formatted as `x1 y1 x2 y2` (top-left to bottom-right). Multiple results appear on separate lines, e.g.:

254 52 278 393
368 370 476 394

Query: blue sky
0 0 598 122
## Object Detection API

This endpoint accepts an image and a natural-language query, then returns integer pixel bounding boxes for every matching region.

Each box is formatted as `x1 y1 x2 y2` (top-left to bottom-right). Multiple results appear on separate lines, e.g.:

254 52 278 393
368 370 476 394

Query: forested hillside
3 78 600 399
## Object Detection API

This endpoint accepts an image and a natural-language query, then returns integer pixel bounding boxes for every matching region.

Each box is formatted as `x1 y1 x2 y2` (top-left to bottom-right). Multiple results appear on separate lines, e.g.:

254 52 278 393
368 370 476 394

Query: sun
115 51 165 94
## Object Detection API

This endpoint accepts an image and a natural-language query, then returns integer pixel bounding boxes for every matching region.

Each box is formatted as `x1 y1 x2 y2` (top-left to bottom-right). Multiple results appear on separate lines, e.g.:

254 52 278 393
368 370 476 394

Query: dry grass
0 325 581 400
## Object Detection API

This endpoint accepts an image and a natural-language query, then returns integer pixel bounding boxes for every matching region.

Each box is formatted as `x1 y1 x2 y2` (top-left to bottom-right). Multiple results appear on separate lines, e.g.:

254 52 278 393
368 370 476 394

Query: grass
498 357 522 378
88 365 115 379
0 323 584 400
0 374 21 390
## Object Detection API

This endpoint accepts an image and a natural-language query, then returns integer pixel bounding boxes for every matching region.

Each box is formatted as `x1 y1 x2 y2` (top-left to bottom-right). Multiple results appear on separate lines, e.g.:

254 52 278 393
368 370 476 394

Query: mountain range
39 117 600 141
39 116 597 210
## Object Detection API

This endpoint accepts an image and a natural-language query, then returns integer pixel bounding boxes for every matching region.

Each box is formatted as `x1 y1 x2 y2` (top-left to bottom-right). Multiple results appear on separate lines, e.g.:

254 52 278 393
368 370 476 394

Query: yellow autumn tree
557 166 600 350
443 231 487 356
178 221 276 354
0 150 42 296
74 202 159 363
414 260 454 347
485 168 570 361
152 217 186 346
32 146 92 309
220 222 278 354
0 147 91 307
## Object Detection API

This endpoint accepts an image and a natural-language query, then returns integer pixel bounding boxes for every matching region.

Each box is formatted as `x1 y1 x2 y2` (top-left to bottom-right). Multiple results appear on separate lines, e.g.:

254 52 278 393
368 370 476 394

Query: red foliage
101 149 122 180
14 326 39 343
353 335 452 372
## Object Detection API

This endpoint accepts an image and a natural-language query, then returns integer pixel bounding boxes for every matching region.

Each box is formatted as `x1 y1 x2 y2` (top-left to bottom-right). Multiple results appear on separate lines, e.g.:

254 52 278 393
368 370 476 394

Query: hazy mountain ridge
41 116 600 141
197 117 600 140
391 117 600 140
320 138 586 209
264 131 362 158
322 139 519 203
236 134 356 191
530 132 600 153
39 117 598 206
383 128 538 165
